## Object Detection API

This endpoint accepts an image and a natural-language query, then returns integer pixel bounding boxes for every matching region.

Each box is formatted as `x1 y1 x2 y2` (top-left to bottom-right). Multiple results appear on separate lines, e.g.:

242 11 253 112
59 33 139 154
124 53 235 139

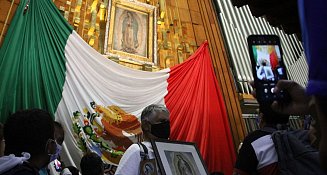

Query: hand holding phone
271 80 310 115
247 35 290 105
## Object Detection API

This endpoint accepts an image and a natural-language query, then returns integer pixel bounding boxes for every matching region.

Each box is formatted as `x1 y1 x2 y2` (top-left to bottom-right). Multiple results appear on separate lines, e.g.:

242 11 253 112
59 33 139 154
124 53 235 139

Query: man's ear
141 120 151 132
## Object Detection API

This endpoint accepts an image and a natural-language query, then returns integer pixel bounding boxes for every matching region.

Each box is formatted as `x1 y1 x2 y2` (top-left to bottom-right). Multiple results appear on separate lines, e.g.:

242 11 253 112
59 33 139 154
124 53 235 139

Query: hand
271 80 310 115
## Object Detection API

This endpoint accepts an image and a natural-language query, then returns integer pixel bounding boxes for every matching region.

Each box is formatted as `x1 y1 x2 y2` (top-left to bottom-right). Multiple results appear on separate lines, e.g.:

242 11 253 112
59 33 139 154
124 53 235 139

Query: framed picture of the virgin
106 0 156 64
151 139 209 175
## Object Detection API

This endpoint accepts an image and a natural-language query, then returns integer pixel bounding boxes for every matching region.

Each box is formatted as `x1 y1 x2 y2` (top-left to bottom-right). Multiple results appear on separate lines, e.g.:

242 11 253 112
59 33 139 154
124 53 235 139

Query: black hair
54 121 63 129
80 152 104 175
141 104 169 121
4 109 54 157
259 105 289 125
316 96 327 117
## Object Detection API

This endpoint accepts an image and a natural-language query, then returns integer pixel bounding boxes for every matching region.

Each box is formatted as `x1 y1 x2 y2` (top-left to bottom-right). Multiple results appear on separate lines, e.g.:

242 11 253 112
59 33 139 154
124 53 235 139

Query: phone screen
248 35 288 103
253 45 285 82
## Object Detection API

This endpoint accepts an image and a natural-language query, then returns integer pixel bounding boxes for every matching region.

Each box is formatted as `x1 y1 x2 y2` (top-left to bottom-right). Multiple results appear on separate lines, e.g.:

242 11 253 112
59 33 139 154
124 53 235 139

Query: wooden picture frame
151 139 209 175
105 0 157 65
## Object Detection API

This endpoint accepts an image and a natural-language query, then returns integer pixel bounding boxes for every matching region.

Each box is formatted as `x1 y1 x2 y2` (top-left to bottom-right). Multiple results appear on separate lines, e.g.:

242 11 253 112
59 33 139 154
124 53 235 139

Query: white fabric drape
55 31 170 167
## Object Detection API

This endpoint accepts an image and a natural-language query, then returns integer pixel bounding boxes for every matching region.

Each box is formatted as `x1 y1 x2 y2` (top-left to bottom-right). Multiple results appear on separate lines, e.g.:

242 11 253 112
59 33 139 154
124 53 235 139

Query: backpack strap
271 130 290 171
261 124 290 133
138 142 149 161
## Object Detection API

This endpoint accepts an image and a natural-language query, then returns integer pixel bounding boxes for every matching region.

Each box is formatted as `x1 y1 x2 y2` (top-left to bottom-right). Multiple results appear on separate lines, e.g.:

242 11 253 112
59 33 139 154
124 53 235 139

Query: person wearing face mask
39 121 65 175
115 104 170 175
0 109 57 175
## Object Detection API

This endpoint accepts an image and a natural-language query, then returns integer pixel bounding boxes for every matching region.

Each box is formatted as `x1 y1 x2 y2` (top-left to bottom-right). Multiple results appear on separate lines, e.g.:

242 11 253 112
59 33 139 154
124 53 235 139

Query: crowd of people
0 105 172 175
0 109 104 175
1 81 327 175
0 83 326 175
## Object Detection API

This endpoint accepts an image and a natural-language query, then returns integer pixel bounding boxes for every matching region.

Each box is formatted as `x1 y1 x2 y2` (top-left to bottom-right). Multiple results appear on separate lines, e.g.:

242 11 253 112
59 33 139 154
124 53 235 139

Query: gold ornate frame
105 0 156 64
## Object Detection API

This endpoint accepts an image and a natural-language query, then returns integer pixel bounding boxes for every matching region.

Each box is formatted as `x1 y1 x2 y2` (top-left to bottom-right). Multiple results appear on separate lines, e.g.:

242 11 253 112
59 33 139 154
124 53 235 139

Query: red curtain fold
164 41 236 174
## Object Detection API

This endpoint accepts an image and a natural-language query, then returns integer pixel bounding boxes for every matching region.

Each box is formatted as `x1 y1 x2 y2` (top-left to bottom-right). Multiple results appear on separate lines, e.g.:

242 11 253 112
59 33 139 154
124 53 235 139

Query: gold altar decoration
141 0 198 69
52 0 198 70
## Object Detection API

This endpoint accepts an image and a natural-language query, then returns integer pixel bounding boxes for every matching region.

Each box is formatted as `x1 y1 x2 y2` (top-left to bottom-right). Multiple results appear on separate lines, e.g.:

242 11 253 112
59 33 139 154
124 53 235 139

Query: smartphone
247 35 289 104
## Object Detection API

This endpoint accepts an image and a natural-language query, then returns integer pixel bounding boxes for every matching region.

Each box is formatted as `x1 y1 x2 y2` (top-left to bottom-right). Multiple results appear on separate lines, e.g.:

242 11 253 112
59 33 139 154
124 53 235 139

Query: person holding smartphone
267 0 327 170
233 0 327 173
233 17 327 172
297 0 327 169
233 35 290 175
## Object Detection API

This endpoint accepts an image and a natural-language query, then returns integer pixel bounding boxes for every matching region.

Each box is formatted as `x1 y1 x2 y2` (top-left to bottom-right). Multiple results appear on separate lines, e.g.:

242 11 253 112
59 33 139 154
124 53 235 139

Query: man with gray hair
115 104 170 175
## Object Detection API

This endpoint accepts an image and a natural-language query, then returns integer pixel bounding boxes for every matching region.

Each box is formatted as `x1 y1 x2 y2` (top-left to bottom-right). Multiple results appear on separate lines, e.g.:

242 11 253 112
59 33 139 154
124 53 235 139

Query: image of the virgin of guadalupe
121 11 139 54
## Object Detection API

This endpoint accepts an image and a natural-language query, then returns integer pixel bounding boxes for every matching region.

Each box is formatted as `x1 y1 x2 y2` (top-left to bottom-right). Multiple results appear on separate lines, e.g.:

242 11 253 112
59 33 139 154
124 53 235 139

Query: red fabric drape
164 41 236 174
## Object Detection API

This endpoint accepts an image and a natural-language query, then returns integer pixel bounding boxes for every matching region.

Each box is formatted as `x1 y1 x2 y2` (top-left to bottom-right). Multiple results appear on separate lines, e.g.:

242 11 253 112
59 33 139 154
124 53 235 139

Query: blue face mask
50 143 62 162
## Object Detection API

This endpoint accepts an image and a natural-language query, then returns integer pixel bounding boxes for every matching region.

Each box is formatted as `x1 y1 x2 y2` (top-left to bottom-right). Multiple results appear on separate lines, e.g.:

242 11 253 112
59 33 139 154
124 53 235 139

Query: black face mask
150 121 170 139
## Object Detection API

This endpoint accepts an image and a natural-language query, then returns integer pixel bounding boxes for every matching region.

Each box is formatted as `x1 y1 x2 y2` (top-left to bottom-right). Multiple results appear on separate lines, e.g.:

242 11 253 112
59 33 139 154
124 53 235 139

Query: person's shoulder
115 143 142 175
9 171 37 175
243 129 271 144
123 143 142 156
127 143 141 151
1 164 38 175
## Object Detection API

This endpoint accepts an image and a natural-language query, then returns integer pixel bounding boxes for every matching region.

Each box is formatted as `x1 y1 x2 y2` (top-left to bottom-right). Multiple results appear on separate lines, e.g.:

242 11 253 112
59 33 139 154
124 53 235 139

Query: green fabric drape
0 0 72 122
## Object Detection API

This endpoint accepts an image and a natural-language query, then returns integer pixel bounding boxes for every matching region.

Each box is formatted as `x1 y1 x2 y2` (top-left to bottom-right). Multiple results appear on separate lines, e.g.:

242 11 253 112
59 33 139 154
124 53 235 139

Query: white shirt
115 142 157 175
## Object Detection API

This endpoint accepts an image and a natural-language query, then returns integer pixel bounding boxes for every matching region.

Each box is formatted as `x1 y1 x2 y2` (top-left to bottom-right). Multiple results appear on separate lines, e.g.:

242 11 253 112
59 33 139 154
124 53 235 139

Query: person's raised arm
271 80 311 115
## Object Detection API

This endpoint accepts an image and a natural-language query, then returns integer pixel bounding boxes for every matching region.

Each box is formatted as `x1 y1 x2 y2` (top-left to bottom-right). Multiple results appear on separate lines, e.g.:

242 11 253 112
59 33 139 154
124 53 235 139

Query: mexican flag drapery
0 0 235 174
